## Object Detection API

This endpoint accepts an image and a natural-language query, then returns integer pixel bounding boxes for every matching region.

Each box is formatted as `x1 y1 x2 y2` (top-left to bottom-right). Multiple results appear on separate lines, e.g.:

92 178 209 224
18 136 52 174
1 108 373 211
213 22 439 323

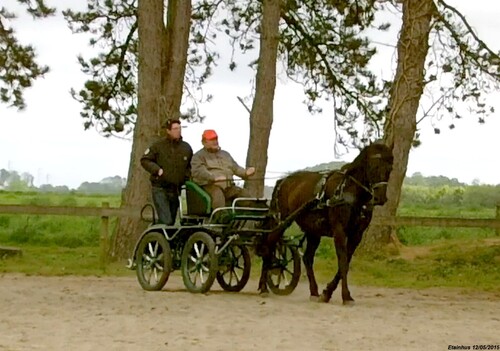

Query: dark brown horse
258 142 393 304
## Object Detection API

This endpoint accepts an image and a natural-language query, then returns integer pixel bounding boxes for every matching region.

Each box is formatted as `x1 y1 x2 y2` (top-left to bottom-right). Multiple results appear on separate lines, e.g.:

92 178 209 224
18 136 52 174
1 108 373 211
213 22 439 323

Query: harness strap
323 173 374 208
347 175 373 196
313 171 332 201
313 170 349 208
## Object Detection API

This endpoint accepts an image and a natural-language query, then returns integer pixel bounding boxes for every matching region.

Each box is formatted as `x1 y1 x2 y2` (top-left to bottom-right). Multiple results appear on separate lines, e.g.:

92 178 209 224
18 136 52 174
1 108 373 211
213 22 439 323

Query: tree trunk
111 0 164 259
161 0 192 123
244 0 281 197
361 0 435 251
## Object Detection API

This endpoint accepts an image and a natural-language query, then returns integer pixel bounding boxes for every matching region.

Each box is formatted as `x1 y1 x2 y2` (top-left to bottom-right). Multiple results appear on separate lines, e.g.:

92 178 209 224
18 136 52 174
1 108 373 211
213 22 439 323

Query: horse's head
349 142 393 206
365 143 393 205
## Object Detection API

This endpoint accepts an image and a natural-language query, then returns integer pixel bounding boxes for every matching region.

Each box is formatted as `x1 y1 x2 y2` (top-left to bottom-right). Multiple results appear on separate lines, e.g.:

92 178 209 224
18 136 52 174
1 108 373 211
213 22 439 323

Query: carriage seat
185 180 212 216
184 181 269 224
183 181 239 224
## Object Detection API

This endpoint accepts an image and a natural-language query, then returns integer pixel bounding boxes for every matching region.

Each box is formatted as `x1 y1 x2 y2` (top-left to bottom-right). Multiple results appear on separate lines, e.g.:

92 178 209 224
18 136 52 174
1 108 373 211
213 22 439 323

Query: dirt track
0 273 499 351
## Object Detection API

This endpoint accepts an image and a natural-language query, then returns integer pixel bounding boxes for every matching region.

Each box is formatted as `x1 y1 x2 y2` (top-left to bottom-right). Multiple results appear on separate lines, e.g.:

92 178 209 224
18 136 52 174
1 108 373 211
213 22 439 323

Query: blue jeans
152 186 179 225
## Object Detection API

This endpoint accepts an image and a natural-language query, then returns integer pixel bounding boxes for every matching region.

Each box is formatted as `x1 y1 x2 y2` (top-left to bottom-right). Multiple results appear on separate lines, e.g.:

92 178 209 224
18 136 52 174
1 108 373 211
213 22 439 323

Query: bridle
347 174 388 199
330 152 389 204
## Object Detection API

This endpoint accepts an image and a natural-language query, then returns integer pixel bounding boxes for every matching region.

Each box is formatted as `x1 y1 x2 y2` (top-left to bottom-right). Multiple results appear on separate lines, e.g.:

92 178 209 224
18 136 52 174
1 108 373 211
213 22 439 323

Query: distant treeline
2 168 499 207
399 172 500 208
0 169 125 195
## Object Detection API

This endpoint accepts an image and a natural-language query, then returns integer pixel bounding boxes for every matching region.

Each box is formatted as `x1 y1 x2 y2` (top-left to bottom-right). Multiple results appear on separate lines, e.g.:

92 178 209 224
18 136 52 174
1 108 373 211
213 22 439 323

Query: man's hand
245 167 255 177
158 169 163 176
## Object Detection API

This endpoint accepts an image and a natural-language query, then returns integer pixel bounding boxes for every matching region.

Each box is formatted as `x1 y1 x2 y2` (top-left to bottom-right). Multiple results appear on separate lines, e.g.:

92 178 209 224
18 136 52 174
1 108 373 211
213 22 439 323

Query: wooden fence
0 202 140 263
1 203 499 262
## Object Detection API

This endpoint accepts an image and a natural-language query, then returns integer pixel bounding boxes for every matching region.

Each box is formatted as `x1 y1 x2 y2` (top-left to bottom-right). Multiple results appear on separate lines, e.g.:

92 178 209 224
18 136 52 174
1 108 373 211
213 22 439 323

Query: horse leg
257 230 280 295
323 272 341 301
302 233 321 300
337 231 354 305
320 224 365 301
320 227 353 304
258 253 271 295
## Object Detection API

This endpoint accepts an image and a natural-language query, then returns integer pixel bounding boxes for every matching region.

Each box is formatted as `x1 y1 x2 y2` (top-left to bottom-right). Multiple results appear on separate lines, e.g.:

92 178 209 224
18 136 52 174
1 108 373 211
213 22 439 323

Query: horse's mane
341 142 390 175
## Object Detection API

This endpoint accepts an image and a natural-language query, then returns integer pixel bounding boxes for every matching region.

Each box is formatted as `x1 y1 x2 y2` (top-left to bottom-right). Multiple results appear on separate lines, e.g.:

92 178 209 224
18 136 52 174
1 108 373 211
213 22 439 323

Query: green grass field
314 237 500 293
0 190 499 293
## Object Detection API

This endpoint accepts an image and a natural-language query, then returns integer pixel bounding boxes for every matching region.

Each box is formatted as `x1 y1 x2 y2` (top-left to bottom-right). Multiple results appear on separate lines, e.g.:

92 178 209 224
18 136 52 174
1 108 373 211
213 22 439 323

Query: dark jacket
140 136 193 192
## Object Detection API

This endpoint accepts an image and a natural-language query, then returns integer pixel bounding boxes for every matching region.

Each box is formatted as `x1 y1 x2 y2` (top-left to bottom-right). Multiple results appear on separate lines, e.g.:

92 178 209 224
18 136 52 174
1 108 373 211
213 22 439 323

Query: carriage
127 180 302 295
129 142 394 304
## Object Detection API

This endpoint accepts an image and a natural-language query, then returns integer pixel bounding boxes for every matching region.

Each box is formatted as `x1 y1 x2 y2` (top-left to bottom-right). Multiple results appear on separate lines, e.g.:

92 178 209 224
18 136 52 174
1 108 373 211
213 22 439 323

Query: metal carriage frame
128 181 302 295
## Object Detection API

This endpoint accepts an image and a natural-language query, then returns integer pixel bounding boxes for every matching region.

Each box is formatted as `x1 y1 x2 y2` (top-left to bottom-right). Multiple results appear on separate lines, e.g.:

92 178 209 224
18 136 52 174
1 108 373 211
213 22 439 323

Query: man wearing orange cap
191 129 255 209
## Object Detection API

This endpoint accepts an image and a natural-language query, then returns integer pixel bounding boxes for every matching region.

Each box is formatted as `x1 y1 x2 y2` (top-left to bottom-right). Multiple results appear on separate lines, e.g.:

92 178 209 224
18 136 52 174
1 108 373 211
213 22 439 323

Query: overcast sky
1 0 499 189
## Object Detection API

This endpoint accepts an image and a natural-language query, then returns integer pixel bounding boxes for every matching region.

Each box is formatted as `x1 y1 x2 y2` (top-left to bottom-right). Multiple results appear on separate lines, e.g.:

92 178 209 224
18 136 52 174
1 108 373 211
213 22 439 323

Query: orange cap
202 129 218 140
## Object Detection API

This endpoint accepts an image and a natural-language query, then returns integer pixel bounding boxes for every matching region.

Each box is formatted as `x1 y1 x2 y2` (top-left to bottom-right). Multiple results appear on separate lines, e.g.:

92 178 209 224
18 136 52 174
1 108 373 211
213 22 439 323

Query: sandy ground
0 273 499 351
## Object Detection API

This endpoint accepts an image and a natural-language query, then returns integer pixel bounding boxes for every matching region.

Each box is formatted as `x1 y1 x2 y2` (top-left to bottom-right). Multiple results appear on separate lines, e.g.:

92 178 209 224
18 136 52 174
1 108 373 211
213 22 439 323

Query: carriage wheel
181 231 217 293
216 245 251 292
136 232 172 291
267 242 301 295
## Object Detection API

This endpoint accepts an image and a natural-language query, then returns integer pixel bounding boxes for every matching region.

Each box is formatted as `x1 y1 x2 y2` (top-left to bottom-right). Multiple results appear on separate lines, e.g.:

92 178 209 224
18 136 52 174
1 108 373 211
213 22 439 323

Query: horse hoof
309 295 320 302
259 291 269 298
318 294 330 303
342 299 355 306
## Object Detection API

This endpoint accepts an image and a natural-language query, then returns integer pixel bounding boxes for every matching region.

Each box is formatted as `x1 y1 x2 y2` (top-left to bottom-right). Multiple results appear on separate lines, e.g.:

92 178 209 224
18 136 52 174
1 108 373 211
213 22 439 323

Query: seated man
191 129 255 210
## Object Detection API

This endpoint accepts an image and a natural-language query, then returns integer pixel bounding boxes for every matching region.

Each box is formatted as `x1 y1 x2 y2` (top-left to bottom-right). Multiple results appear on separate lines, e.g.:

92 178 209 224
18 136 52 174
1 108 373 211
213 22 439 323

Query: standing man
141 119 193 225
191 129 255 209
